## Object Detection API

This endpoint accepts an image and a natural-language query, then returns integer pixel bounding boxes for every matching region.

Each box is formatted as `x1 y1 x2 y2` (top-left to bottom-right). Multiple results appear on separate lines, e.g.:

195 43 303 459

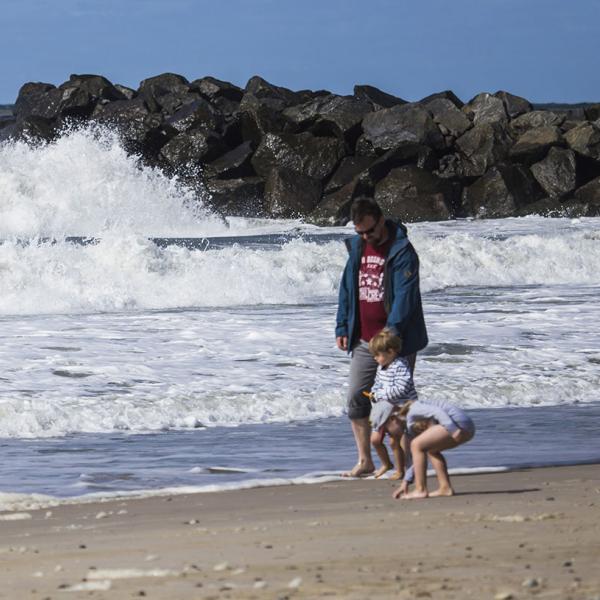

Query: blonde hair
368 328 403 356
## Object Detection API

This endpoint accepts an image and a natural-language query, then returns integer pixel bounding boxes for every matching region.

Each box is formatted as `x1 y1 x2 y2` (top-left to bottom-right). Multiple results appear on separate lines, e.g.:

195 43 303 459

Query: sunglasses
355 222 379 236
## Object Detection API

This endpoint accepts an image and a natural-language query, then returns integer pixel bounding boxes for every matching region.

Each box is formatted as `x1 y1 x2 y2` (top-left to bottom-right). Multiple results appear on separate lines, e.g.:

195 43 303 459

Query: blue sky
1 0 599 104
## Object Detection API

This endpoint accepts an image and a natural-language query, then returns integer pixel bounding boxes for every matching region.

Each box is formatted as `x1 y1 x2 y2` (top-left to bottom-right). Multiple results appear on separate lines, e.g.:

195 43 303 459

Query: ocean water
1 127 599 510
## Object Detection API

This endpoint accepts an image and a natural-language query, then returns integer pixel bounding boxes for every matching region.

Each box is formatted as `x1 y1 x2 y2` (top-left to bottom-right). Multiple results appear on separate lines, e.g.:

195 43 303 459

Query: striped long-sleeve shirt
371 356 418 404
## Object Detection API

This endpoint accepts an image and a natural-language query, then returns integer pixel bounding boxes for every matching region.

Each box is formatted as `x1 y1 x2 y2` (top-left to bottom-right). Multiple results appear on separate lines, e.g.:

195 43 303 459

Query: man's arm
386 248 421 337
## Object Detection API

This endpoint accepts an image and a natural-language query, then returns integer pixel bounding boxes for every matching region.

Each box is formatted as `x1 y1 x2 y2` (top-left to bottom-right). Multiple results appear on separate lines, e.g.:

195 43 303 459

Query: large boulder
584 104 600 121
564 122 600 160
418 90 463 109
530 147 577 199
324 156 375 193
463 165 544 218
509 126 564 163
251 132 345 180
494 91 532 119
0 115 55 143
361 103 445 153
462 93 507 125
574 176 600 206
190 76 243 115
138 73 194 115
205 176 266 217
238 94 288 145
310 177 373 225
13 82 61 119
455 123 512 177
57 74 127 117
159 129 226 168
509 110 565 137
353 85 407 109
204 141 255 179
374 166 455 222
264 167 322 217
164 98 220 133
423 97 471 138
244 76 301 109
283 94 372 145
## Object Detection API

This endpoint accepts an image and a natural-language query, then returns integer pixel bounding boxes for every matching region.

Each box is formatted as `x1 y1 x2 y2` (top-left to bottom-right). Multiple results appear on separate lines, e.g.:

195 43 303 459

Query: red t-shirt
358 239 392 342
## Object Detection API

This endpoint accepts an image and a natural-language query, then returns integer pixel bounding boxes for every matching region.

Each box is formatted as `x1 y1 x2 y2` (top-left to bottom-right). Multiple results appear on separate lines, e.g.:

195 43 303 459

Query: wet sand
1 464 599 599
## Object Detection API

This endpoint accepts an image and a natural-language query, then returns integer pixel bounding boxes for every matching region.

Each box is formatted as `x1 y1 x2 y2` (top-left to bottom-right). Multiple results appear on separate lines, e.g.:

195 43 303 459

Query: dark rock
419 90 463 109
264 167 322 217
423 98 471 138
562 108 587 122
95 97 175 156
361 144 438 186
584 104 600 121
138 72 192 114
0 115 55 143
494 91 532 119
251 132 345 180
283 94 372 146
325 156 375 193
239 94 288 145
115 84 136 100
374 166 455 222
165 98 220 133
564 122 600 159
205 176 266 217
509 110 565 137
463 164 544 218
14 83 62 120
455 123 512 177
361 103 445 153
574 176 600 205
509 126 564 163
204 141 255 179
353 85 407 110
310 178 372 225
463 93 507 125
191 76 243 102
159 129 226 167
244 76 300 109
514 197 568 217
221 115 244 148
190 76 243 115
530 147 576 199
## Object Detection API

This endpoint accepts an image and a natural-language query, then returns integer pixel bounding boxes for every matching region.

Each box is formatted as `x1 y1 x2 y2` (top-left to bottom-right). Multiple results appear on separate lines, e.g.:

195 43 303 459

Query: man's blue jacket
335 220 428 356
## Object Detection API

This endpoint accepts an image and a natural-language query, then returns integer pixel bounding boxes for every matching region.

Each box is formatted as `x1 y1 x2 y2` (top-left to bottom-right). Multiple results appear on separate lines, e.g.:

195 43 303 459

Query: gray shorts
346 341 416 420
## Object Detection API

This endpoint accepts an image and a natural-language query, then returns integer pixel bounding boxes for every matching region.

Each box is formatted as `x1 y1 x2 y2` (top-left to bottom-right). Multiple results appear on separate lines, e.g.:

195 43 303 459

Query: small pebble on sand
288 577 302 589
213 562 230 572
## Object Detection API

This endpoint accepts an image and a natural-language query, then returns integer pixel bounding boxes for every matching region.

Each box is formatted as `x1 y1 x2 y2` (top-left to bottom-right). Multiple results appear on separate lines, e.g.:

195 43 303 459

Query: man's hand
336 336 348 351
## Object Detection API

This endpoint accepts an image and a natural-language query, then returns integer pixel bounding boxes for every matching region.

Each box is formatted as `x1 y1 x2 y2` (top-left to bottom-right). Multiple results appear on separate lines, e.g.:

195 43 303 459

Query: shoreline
1 463 598 599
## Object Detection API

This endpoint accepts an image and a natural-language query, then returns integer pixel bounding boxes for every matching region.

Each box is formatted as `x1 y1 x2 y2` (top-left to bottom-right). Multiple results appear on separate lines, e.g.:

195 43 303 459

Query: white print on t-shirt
359 255 385 303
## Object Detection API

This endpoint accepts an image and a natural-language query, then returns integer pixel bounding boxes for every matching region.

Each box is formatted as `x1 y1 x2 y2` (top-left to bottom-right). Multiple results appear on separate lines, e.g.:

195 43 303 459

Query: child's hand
362 390 375 402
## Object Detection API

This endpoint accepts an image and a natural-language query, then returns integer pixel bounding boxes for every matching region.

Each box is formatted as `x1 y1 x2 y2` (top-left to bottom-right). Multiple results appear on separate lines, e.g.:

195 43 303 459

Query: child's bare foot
374 463 393 478
342 461 375 478
389 471 404 481
429 486 454 497
401 489 429 500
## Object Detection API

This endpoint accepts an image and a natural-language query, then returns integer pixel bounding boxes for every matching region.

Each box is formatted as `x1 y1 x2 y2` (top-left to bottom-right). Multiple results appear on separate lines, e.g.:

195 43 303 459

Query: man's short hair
350 197 383 224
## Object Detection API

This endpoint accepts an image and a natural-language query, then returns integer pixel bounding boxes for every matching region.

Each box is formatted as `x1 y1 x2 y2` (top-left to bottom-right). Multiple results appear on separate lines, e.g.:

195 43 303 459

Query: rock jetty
2 73 600 223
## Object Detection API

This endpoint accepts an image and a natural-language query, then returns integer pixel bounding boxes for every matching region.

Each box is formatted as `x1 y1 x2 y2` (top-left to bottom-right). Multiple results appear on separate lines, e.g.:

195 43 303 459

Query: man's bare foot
429 486 454 497
374 464 393 478
342 461 375 478
401 489 429 500
389 471 404 481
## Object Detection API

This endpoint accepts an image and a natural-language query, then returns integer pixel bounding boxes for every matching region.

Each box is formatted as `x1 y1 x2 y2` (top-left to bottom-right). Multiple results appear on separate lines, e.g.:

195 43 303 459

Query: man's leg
344 342 378 477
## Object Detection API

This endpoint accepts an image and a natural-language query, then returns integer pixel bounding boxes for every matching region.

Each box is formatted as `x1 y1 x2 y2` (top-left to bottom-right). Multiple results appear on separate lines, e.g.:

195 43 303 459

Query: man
335 197 428 477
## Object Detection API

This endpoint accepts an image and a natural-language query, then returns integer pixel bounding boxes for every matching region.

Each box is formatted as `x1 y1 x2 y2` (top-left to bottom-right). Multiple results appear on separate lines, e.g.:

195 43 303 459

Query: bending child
366 329 418 480
370 398 475 499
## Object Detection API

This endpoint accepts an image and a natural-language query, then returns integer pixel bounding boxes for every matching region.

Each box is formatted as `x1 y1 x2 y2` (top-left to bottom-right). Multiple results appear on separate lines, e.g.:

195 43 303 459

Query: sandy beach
0 464 598 599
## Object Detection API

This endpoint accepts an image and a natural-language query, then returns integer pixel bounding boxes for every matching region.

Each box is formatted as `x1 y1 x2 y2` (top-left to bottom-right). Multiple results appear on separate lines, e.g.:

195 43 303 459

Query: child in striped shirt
366 329 418 479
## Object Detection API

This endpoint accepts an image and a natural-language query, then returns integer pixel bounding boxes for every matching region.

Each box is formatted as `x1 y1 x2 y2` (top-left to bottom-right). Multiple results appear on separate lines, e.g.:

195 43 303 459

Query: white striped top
371 355 418 404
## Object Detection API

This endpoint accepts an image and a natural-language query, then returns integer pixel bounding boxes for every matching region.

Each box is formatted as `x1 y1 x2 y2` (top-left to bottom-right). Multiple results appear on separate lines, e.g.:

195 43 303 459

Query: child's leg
371 430 393 477
402 425 457 500
389 434 405 480
428 451 454 497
